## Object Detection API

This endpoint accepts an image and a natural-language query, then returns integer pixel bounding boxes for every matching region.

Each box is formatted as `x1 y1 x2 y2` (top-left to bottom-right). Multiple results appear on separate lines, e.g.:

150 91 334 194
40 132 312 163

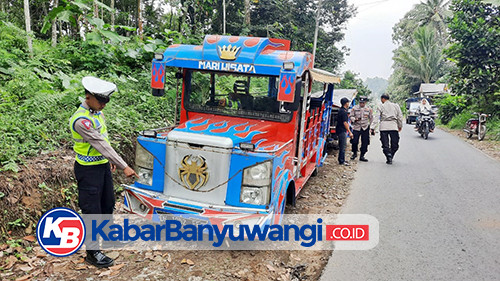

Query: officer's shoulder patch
81 119 92 130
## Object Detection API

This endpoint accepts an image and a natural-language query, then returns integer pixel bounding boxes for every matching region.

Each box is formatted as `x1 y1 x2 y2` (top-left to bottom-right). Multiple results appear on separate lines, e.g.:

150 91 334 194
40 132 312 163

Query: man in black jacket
336 97 354 165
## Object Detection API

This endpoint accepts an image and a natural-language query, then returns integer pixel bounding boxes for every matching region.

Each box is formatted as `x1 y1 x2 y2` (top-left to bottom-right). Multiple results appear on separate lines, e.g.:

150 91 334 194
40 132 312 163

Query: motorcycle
417 112 434 140
464 112 490 141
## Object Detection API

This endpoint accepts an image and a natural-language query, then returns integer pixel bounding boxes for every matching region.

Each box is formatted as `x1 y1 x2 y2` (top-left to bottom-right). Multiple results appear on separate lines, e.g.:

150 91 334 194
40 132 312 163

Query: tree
110 0 115 30
393 0 451 45
418 0 452 39
446 0 500 114
394 26 444 83
137 0 142 39
51 0 58 47
247 0 355 72
339 71 371 98
23 0 32 55
389 0 452 101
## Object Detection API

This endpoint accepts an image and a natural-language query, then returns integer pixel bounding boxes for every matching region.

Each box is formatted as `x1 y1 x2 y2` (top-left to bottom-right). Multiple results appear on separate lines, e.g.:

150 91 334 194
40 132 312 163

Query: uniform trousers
74 162 115 250
74 162 115 214
380 130 400 158
351 127 370 155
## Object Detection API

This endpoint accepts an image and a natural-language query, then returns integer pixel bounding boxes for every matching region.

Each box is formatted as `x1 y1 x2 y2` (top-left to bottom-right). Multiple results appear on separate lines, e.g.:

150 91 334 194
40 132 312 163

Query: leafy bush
435 94 468 124
0 21 180 165
447 112 474 129
487 117 500 141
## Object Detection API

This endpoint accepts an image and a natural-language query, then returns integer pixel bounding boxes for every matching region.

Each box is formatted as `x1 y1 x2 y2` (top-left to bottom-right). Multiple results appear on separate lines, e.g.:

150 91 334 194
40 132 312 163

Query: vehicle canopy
151 35 318 106
153 35 313 76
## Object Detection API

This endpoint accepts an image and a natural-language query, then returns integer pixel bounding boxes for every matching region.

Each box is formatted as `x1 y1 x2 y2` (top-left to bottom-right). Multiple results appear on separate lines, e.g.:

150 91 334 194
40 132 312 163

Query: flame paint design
271 148 293 220
175 117 266 143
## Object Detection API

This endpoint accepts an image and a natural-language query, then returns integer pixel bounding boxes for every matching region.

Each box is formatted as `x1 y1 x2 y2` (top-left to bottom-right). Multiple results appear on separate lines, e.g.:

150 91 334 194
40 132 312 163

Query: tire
478 124 486 141
312 167 318 177
423 123 429 140
464 122 473 139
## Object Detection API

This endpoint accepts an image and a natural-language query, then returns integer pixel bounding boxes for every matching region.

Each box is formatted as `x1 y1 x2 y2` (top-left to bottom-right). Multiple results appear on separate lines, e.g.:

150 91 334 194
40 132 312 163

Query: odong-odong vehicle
464 112 490 141
417 112 433 139
122 35 340 228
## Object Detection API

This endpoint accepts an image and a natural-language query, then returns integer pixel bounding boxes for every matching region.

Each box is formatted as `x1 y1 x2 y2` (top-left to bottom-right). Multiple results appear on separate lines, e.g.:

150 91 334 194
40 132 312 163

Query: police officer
70 76 138 268
350 96 373 162
371 94 403 165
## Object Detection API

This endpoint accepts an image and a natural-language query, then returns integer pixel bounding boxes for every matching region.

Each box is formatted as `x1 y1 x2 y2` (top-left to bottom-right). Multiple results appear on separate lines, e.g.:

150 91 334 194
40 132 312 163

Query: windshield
409 102 419 111
184 70 293 122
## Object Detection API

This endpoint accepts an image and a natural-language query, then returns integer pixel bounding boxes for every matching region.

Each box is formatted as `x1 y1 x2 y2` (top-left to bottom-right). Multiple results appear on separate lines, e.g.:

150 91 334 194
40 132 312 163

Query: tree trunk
244 0 250 26
79 15 86 40
51 0 58 47
137 0 143 40
93 0 98 18
23 0 33 56
110 0 115 31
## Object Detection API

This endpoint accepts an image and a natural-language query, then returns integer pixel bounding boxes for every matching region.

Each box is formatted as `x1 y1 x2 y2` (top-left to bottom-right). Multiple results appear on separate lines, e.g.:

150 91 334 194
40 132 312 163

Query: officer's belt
76 154 106 162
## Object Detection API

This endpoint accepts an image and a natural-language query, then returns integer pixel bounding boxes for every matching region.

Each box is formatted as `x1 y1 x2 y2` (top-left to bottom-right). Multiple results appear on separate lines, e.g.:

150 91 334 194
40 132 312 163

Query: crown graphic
218 45 241 60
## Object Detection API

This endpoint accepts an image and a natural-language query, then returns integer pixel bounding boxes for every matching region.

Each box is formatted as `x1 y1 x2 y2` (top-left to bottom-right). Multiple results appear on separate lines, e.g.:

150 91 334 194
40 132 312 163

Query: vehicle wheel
478 125 486 141
312 166 318 177
424 124 429 139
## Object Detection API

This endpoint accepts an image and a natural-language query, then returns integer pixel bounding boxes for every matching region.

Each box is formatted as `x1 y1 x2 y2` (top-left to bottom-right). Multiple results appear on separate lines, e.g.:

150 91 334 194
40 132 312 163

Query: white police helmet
82 76 117 103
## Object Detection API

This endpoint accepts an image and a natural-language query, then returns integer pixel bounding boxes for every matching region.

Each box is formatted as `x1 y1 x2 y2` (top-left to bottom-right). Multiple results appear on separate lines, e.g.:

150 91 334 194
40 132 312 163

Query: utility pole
312 0 323 67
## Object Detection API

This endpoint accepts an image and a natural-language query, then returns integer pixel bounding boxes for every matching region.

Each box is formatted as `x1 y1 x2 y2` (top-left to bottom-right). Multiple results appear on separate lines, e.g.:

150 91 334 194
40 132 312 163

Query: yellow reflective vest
69 106 110 166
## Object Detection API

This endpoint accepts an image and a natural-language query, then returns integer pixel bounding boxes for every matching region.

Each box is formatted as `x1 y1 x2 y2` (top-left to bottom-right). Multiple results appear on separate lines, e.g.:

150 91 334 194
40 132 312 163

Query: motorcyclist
415 98 435 132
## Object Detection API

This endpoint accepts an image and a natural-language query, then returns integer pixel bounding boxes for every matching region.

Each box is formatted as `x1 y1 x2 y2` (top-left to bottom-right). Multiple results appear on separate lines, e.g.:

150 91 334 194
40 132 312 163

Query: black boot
386 156 392 165
85 250 114 268
359 154 368 162
350 152 358 160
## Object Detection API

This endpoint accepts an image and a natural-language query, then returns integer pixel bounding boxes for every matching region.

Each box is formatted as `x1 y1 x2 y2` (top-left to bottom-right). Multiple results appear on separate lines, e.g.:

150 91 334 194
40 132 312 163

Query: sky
339 0 423 80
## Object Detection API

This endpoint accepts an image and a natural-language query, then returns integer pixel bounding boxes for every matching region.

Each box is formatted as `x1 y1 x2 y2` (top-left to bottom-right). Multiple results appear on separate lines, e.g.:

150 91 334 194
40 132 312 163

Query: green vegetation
447 112 474 129
0 0 357 167
434 94 468 124
339 71 371 99
387 0 499 139
0 20 177 165
446 0 500 115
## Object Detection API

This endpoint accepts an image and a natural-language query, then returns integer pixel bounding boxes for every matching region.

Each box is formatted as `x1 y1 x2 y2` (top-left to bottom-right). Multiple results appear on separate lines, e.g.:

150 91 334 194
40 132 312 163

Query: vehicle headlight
240 161 272 205
135 142 154 186
136 143 154 168
240 186 270 205
242 161 272 186
136 166 153 186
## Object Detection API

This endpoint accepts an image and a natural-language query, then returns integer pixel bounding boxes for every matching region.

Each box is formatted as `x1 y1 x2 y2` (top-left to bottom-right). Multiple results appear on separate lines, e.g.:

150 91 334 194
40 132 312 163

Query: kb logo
36 208 86 257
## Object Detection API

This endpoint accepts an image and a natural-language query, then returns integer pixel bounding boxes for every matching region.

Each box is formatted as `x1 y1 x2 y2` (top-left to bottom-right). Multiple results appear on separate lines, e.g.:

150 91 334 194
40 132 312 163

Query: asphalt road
320 125 500 281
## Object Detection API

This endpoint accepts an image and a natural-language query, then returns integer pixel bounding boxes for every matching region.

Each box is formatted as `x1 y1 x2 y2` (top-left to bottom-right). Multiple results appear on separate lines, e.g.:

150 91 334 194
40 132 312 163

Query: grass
443 112 500 141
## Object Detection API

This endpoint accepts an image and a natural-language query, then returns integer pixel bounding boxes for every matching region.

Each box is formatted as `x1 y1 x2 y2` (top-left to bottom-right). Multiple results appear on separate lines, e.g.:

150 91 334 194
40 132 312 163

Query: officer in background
350 96 373 162
371 94 403 165
69 76 138 267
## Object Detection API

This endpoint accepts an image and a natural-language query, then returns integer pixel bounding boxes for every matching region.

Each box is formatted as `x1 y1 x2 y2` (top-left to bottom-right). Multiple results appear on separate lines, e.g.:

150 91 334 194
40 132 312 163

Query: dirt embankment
1 148 358 281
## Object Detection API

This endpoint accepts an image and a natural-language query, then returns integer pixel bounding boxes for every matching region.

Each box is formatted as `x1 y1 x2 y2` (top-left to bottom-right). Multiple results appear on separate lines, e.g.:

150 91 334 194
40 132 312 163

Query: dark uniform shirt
336 107 349 134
